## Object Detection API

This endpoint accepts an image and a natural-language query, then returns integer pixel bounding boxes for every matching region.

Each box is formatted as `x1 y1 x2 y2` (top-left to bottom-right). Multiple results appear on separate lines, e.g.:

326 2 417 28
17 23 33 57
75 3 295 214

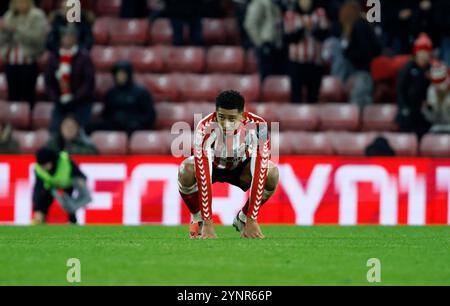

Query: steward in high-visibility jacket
33 147 91 224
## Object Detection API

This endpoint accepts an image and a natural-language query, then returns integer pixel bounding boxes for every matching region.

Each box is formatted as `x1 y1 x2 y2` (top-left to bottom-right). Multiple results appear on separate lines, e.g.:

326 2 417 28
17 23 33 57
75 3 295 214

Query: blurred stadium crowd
0 0 449 157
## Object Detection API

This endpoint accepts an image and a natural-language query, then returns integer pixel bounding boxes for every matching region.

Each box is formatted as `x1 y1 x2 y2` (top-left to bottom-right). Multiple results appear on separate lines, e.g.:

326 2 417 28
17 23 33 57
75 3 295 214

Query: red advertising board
0 155 449 225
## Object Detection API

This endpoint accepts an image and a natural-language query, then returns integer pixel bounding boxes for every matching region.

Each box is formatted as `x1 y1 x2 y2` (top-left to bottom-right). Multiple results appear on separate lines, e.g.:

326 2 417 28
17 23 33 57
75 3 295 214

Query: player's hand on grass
241 219 265 239
201 220 218 239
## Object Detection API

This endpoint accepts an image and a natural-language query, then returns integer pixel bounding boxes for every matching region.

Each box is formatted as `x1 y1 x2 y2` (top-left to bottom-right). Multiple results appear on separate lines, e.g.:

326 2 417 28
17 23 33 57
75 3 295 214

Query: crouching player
33 148 92 224
178 90 279 239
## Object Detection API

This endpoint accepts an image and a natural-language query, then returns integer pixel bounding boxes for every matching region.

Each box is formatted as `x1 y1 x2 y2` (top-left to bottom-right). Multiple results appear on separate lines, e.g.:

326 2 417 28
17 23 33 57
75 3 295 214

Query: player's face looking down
216 108 244 132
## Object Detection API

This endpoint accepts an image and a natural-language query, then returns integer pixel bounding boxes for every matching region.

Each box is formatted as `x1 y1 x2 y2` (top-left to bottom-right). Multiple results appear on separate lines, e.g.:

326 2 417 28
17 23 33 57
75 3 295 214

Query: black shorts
211 158 251 192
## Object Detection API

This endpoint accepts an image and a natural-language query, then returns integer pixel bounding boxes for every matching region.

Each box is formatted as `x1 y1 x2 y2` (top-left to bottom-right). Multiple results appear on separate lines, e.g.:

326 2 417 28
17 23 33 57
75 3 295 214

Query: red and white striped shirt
284 8 329 64
193 112 271 221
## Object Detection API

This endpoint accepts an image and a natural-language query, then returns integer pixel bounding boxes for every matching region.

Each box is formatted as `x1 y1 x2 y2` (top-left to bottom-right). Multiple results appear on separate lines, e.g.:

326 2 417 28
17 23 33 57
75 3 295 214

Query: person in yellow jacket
33 147 91 224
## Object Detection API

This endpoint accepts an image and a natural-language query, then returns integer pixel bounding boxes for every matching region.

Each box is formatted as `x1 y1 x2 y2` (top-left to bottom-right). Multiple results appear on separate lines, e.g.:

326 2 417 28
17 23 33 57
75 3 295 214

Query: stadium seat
262 76 290 103
150 18 173 45
95 0 121 16
130 131 171 155
165 47 206 73
420 134 450 157
206 46 245 73
224 18 241 45
271 132 294 156
32 102 53 129
217 75 260 102
178 74 220 102
0 102 31 129
362 104 398 131
109 19 149 45
319 76 346 102
244 50 258 74
130 47 165 73
35 74 47 100
290 132 334 156
91 132 128 155
95 73 114 99
0 74 7 100
13 130 50 154
330 132 377 156
249 103 279 124
154 102 192 130
278 104 319 131
187 102 215 123
93 17 113 45
142 74 180 102
382 133 418 156
319 103 360 131
203 19 227 45
91 46 120 72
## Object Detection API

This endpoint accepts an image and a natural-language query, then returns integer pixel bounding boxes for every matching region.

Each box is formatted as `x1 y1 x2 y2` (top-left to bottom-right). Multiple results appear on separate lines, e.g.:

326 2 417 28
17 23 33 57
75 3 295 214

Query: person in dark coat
165 0 204 46
120 0 149 18
86 61 156 135
396 33 433 138
45 25 95 132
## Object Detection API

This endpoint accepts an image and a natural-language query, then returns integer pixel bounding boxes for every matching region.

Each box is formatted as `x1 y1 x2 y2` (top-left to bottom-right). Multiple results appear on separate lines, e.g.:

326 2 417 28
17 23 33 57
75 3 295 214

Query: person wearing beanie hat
45 23 95 132
422 61 450 133
395 33 433 138
32 147 91 225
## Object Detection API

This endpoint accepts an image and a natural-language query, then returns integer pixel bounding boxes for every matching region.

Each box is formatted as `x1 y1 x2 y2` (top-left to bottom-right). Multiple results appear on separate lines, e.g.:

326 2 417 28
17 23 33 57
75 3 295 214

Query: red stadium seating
95 73 115 99
13 130 50 154
150 19 173 45
291 132 334 156
93 17 113 45
203 19 228 45
271 132 294 156
187 102 215 122
142 74 180 102
278 104 319 131
32 102 53 129
165 47 206 73
35 74 47 100
319 76 346 102
130 47 165 73
319 103 360 131
206 47 245 73
420 134 450 157
224 18 241 45
95 0 121 16
362 104 398 131
0 102 30 129
91 46 121 72
130 131 171 155
154 102 193 130
382 133 418 156
249 103 279 124
245 50 258 74
91 132 128 155
330 132 377 156
0 74 7 100
216 75 260 102
109 19 149 45
177 74 220 102
262 76 290 103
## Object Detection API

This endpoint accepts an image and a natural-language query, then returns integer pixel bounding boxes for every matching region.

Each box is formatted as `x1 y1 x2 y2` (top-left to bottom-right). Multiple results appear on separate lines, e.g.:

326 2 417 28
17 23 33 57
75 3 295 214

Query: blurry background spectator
422 61 450 134
232 0 252 50
0 122 20 154
396 33 433 138
244 0 285 81
165 0 204 46
46 116 98 155
46 0 94 52
86 61 156 135
284 0 329 103
0 0 48 106
45 25 95 131
120 0 149 19
365 136 396 157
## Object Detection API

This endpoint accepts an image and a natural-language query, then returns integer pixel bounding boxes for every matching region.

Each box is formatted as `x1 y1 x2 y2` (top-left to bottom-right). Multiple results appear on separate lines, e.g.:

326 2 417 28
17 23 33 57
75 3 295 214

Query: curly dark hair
215 90 245 112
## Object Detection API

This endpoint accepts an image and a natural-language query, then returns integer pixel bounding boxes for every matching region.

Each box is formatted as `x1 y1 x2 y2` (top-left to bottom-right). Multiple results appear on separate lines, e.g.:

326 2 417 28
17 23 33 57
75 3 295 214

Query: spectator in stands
232 0 252 50
396 33 433 138
284 0 329 103
244 0 285 81
0 0 48 106
120 0 149 19
45 25 95 132
328 0 381 108
365 136 395 157
0 122 20 154
46 116 98 155
422 61 450 134
86 61 156 135
165 0 204 46
46 0 94 53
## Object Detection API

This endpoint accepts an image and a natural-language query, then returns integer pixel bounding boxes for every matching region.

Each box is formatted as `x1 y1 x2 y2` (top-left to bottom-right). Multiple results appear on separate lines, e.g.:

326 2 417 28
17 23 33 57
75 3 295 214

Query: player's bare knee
265 162 279 191
178 157 196 186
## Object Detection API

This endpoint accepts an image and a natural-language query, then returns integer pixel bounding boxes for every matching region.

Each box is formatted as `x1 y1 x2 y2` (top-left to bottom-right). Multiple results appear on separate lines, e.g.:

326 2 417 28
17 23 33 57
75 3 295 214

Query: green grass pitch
0 226 449 286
